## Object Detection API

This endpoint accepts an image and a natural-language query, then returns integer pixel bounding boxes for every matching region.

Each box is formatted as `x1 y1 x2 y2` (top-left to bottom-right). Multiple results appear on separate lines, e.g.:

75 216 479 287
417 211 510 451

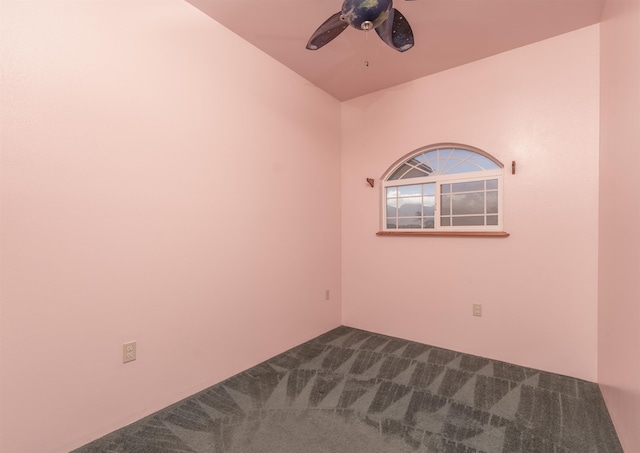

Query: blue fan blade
306 12 349 50
375 8 414 52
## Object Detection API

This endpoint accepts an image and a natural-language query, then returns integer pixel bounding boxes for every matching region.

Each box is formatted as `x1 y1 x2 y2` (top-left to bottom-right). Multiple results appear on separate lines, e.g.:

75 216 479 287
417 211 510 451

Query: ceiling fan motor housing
341 0 393 31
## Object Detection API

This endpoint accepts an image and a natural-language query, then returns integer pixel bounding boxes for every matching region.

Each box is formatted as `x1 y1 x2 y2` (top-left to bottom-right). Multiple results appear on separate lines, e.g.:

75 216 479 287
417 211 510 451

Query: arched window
383 144 504 232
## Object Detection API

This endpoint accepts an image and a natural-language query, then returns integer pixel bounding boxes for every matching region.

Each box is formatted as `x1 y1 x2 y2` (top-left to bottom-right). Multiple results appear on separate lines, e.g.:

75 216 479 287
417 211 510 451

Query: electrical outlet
123 341 136 363
473 304 482 317
325 289 330 301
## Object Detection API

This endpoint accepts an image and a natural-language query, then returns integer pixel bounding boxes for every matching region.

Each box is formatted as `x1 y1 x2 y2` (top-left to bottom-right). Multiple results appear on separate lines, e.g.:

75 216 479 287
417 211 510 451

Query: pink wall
0 2 341 452
341 26 601 381
598 0 640 451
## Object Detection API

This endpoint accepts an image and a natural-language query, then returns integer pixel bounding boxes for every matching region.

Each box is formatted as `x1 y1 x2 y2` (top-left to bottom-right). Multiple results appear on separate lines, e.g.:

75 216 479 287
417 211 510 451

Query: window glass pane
441 216 451 226
445 161 484 175
486 191 498 214
452 216 485 226
424 151 438 162
421 153 436 170
423 196 435 216
398 217 421 229
386 199 397 217
386 219 397 229
486 179 498 190
441 194 451 214
441 184 451 194
398 185 422 197
398 197 422 216
433 158 449 173
452 181 484 193
407 158 433 175
386 187 397 197
423 217 434 229
451 149 471 160
423 183 435 195
487 215 498 226
403 168 429 179
388 164 411 180
452 193 484 215
468 154 500 170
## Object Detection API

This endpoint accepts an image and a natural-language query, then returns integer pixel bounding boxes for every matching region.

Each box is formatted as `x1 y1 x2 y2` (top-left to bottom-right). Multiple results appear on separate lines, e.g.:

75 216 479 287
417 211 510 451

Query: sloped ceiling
185 0 604 101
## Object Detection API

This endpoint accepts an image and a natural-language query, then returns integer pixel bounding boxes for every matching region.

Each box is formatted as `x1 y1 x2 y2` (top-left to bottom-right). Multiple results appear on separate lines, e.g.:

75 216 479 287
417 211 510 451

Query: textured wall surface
0 2 342 452
341 26 600 382
598 0 640 451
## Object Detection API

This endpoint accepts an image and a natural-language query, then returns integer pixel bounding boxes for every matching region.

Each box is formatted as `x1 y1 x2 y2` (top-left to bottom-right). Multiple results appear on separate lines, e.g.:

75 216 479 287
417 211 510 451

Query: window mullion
435 183 440 230
484 180 488 225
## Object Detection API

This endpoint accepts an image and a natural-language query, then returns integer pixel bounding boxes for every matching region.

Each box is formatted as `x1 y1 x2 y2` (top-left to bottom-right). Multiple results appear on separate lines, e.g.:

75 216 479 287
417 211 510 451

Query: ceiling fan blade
375 8 414 52
306 12 349 50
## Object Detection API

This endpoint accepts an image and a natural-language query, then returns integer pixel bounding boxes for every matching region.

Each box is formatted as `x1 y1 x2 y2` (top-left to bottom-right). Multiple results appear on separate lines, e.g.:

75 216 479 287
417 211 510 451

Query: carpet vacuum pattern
75 326 623 453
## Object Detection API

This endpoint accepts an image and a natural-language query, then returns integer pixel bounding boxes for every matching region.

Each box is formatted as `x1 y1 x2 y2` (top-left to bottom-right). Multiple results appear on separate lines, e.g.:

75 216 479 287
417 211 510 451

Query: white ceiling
185 0 604 101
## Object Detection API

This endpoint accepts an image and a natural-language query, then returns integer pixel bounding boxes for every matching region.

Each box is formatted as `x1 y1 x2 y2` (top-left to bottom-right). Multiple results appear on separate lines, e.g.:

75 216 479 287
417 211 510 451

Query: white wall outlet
123 341 136 363
325 289 330 301
473 304 482 317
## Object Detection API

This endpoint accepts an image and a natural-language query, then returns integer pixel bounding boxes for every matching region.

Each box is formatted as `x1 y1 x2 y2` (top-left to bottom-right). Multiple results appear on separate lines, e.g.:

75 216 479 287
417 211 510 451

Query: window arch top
387 146 502 181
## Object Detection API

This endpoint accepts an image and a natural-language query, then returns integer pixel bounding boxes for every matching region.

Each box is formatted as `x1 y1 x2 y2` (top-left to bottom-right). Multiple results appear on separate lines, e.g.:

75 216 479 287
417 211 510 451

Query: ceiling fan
306 0 414 52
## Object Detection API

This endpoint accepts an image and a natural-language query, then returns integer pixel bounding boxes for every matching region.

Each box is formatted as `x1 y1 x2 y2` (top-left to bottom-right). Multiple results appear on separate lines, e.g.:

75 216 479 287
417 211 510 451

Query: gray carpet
74 326 623 453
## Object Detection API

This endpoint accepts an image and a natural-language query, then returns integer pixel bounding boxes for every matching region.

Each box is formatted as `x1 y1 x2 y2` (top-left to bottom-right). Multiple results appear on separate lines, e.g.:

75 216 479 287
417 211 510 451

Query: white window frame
382 145 504 233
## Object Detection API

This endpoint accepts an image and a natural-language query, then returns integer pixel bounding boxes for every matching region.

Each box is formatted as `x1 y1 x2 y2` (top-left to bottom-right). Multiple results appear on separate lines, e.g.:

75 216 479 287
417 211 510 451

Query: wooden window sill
376 231 510 237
